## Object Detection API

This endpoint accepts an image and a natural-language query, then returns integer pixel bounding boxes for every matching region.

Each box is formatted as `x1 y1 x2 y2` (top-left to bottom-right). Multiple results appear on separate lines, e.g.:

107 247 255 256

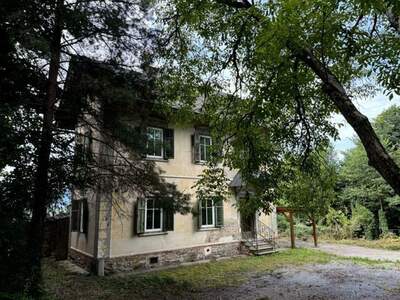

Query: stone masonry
104 241 244 273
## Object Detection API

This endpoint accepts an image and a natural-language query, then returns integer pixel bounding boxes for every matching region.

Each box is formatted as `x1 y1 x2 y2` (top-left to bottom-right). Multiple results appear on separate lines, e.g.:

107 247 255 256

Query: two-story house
61 57 278 275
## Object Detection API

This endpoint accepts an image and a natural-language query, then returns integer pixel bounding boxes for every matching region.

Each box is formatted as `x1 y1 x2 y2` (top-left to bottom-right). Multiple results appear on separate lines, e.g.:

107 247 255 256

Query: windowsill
138 231 168 237
71 231 87 236
146 157 169 162
194 161 208 165
198 227 222 231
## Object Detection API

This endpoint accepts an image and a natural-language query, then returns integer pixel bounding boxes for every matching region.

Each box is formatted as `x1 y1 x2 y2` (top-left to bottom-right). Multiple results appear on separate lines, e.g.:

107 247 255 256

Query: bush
295 223 312 240
322 208 351 240
277 214 289 233
350 203 375 240
378 209 389 237
277 215 313 240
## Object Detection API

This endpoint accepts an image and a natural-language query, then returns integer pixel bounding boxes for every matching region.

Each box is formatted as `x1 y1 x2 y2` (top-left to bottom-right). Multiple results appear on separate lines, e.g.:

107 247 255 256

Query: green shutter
215 199 224 227
163 208 174 231
198 199 203 228
163 128 174 159
82 199 89 234
71 200 79 232
192 133 201 163
134 126 147 158
136 198 146 234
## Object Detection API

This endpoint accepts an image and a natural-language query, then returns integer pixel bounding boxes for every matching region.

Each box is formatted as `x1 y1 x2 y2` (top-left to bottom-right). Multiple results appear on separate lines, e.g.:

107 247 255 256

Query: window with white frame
146 127 163 158
199 135 212 162
71 199 88 234
201 199 215 227
145 198 163 232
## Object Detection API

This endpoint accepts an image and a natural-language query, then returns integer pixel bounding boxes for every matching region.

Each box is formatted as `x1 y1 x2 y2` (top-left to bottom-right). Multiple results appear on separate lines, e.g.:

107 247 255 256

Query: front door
240 212 256 239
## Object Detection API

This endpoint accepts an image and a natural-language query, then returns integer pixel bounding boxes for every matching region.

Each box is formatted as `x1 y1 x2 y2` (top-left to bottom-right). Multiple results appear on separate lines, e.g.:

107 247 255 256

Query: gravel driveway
278 239 400 262
196 261 400 300
189 242 400 299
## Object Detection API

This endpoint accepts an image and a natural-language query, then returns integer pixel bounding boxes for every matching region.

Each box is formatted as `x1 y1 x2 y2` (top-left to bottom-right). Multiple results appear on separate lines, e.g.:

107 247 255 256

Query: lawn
42 248 397 300
322 237 400 251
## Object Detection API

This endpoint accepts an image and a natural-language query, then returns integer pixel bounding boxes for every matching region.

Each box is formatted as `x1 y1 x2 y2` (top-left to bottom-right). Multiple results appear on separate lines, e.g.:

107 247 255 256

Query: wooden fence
43 215 69 260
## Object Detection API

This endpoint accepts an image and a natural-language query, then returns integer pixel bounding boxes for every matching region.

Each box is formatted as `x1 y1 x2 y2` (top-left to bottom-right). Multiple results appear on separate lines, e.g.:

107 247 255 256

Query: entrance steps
244 239 276 256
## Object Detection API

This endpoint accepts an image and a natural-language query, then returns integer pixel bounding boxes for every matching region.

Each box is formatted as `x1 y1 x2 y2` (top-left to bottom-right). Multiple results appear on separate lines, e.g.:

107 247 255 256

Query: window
199 198 224 229
145 198 163 232
71 199 88 234
76 130 92 165
136 198 174 234
146 127 163 158
201 199 215 227
199 135 212 162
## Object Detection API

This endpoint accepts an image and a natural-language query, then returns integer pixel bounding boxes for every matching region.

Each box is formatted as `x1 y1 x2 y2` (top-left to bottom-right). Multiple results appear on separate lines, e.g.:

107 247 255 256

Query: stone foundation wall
69 247 96 272
105 241 244 273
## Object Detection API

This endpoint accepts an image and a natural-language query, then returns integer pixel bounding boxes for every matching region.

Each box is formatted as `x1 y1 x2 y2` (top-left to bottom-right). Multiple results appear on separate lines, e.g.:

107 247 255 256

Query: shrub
350 203 375 240
323 208 351 239
294 223 312 240
277 214 289 233
277 215 313 240
378 208 389 237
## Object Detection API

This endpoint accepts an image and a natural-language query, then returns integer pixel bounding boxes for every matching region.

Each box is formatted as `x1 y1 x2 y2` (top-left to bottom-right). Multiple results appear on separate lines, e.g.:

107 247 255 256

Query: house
61 57 278 275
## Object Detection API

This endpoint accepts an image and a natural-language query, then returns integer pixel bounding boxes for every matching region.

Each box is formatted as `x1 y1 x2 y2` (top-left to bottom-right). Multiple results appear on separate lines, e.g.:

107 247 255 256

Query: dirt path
194 261 400 300
278 239 400 262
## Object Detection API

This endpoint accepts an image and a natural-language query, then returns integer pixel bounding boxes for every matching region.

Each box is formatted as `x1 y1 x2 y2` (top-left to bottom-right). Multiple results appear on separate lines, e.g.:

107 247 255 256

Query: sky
332 92 400 159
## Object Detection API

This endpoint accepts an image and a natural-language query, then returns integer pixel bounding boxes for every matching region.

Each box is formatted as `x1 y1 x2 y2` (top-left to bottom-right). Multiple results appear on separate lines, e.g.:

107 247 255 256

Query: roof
230 172 244 188
57 55 158 129
56 55 212 131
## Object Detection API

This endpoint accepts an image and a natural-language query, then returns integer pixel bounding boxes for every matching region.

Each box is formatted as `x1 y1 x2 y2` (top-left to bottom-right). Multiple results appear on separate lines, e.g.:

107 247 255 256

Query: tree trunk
311 216 318 247
293 47 400 196
26 0 63 295
288 212 295 249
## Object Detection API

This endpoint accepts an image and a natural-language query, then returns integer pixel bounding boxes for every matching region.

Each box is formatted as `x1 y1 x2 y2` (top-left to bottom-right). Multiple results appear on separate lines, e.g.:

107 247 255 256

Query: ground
279 239 400 261
43 246 400 300
200 261 400 299
322 237 400 251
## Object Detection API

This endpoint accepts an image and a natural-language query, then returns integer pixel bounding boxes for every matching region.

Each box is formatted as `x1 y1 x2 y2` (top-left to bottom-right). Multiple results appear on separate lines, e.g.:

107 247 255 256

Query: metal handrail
241 218 276 251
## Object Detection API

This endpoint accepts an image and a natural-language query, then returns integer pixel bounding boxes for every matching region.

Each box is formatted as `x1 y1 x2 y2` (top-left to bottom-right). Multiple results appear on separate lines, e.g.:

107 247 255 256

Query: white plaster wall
109 125 276 257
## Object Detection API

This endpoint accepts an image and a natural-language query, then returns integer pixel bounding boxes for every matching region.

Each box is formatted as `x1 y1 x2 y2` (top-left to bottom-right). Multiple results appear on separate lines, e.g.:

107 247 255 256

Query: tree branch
216 0 252 9
293 46 400 195
386 9 400 33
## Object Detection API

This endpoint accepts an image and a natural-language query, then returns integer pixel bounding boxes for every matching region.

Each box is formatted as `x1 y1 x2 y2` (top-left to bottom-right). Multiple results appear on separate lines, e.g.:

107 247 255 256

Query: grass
42 248 398 300
322 236 400 251
155 248 333 288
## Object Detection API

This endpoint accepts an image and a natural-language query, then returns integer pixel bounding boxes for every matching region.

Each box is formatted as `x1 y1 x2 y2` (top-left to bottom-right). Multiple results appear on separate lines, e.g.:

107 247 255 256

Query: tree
338 106 400 237
193 164 230 227
280 150 337 221
0 0 190 296
155 0 400 202
194 165 230 206
279 149 338 246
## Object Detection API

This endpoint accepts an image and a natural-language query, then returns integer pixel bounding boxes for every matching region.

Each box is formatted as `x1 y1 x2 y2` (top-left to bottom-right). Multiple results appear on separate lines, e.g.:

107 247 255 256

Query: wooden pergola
276 207 318 249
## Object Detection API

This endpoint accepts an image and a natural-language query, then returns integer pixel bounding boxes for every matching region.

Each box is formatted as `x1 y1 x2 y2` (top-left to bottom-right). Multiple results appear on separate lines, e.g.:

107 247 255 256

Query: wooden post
289 211 295 249
311 217 318 247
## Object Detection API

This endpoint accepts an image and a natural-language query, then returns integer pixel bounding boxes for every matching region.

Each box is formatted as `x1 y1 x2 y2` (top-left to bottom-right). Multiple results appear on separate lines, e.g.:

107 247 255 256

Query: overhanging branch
217 0 252 9
292 46 400 195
